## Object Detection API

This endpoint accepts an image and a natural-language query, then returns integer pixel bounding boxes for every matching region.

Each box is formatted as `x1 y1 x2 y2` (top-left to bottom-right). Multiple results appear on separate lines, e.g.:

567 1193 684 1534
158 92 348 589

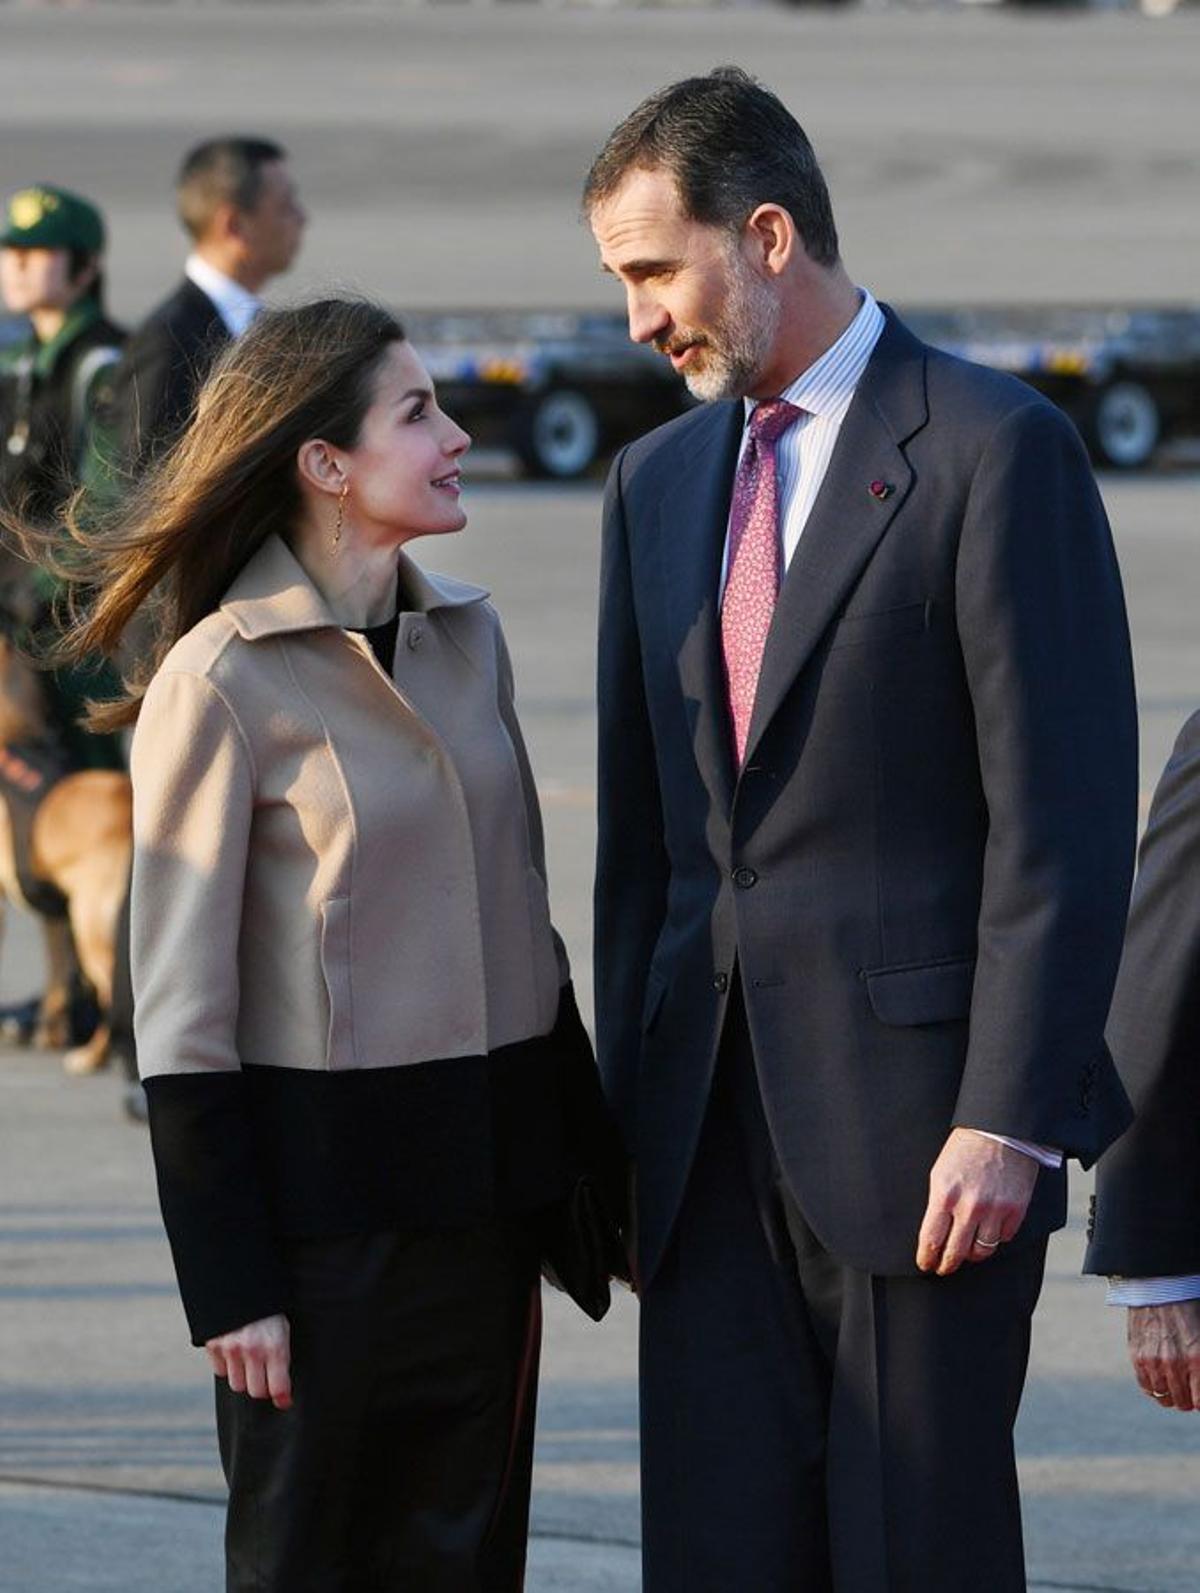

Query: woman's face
339 341 471 547
0 247 80 315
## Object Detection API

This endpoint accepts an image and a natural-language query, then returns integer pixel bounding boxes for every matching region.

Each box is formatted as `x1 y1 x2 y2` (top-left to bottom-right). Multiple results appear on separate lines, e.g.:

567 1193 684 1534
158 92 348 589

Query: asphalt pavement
2 5 1200 1586
2 473 1199 1591
0 5 1198 320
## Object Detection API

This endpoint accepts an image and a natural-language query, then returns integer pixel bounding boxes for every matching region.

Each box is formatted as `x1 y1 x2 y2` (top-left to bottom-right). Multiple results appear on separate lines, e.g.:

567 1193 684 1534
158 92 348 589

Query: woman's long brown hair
14 297 405 732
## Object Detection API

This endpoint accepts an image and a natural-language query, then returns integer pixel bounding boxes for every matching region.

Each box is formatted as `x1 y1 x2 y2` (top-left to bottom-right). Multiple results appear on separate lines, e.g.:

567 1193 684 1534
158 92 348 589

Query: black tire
1084 379 1162 470
511 388 602 480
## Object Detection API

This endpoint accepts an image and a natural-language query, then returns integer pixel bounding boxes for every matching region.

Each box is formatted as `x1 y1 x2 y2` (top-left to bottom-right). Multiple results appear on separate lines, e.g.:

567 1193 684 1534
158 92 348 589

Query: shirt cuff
971 1131 1063 1169
1106 1276 1200 1307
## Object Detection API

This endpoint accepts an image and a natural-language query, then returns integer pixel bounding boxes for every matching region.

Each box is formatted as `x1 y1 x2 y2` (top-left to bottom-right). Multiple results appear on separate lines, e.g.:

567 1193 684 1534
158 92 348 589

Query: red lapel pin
868 479 894 501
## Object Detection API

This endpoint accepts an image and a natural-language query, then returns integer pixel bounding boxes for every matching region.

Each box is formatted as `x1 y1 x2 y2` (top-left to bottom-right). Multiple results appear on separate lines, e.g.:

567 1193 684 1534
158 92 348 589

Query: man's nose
626 288 669 348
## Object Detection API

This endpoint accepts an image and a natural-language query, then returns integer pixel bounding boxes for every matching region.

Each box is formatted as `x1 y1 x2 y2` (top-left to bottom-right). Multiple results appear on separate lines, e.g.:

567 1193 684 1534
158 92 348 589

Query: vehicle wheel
512 388 602 480
1086 380 1161 470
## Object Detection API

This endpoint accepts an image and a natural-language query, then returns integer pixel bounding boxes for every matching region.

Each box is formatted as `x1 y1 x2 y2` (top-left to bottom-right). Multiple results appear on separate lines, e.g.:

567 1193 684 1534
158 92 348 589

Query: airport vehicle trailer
411 304 1200 479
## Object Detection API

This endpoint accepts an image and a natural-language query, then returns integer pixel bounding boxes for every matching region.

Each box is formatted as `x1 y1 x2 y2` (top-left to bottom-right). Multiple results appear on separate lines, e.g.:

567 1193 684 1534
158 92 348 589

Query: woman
42 298 622 1590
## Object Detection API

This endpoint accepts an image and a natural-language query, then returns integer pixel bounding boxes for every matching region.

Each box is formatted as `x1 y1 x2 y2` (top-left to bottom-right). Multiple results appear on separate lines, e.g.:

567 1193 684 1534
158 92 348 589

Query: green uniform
0 296 124 526
0 185 126 769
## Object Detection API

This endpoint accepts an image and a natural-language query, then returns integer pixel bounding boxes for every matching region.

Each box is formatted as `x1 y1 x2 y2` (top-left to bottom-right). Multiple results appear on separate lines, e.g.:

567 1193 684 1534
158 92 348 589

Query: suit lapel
743 313 929 766
660 402 743 815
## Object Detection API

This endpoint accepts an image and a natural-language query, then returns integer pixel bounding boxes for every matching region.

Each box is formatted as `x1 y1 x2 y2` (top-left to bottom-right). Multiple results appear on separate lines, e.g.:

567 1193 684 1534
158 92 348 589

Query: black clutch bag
540 1173 629 1323
537 984 631 1322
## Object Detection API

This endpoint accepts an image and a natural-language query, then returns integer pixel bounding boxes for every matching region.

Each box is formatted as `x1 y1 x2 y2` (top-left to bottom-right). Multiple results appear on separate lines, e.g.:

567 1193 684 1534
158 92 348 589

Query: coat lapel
743 312 930 766
660 402 744 815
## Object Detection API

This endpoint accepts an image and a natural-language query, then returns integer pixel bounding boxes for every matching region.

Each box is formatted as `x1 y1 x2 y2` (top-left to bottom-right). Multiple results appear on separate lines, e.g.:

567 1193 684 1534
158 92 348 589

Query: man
587 69 1138 1590
101 138 303 1120
108 136 305 472
1085 711 1200 1413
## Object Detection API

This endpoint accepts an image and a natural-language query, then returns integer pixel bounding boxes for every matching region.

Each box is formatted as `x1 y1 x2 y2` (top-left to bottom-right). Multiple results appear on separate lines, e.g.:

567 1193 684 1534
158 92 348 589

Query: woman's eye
407 403 426 422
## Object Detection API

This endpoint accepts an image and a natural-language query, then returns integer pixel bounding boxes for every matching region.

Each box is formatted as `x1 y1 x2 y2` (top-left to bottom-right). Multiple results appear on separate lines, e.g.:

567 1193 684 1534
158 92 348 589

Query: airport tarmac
2 470 1198 1591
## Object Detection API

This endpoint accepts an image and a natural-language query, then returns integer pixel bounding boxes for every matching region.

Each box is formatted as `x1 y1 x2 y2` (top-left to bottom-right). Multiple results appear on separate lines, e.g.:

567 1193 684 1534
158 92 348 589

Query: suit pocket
319 896 356 1068
827 600 930 650
863 955 975 1027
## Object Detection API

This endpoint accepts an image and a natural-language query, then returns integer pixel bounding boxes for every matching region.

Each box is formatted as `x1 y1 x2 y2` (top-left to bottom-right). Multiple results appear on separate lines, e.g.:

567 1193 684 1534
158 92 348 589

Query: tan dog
0 631 131 1076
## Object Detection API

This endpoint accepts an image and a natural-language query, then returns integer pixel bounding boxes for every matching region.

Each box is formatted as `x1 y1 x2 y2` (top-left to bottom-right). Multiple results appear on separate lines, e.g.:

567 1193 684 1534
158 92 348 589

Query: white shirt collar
745 289 885 424
185 254 261 339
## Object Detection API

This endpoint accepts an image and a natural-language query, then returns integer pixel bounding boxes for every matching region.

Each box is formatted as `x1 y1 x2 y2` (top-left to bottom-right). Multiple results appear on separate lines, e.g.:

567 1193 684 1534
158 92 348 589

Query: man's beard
658 255 781 403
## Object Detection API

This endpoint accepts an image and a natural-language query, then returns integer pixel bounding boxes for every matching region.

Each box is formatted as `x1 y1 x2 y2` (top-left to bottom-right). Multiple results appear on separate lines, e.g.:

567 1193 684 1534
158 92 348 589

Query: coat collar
221 533 489 643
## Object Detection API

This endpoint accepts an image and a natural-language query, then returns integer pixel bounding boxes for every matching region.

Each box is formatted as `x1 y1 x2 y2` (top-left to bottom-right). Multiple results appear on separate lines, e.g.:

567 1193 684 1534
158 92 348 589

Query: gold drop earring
332 480 348 549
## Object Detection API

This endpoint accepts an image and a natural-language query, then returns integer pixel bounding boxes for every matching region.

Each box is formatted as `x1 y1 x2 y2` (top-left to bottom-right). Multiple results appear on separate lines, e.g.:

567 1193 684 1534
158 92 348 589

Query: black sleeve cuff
554 981 630 1221
145 1072 291 1345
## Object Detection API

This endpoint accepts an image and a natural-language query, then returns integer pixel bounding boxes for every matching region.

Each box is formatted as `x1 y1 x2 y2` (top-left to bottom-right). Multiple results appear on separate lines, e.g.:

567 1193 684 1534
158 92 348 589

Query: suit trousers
215 1219 542 1593
639 984 1047 1593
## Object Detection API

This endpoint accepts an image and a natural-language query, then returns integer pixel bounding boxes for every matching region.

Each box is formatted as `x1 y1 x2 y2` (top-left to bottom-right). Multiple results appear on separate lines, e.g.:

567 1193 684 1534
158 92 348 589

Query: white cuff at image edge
1107 1276 1200 1307
973 1132 1063 1169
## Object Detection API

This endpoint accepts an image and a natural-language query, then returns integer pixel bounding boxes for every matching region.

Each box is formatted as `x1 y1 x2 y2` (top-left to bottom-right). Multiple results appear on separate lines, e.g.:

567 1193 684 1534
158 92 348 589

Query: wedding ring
973 1237 1001 1250
1151 1390 1169 1399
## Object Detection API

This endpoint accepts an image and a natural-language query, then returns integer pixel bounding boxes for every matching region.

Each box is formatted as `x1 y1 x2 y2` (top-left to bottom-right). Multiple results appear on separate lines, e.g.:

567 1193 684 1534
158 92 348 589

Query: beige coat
131 533 566 1082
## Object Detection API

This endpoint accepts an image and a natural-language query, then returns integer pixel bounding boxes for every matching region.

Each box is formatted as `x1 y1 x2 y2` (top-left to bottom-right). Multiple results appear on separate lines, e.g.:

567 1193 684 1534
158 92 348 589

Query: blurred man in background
99 138 304 1119
109 136 305 473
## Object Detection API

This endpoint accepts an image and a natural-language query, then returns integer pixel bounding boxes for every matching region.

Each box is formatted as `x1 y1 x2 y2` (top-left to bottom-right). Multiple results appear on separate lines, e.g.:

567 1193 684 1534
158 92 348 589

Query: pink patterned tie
721 399 804 765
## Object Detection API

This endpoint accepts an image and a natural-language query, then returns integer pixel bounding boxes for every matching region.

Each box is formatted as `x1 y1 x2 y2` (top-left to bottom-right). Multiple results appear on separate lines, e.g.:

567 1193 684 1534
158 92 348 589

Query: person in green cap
0 184 125 530
0 183 126 771
0 185 127 1053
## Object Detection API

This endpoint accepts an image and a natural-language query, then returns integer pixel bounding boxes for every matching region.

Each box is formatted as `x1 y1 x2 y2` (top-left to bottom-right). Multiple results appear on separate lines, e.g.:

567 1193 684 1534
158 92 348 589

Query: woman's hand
205 1313 292 1410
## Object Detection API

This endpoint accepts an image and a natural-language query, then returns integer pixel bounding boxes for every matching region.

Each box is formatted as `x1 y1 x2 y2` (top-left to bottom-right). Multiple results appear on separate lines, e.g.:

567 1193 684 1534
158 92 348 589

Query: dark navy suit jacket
111 277 230 470
1086 709 1200 1278
595 309 1139 1285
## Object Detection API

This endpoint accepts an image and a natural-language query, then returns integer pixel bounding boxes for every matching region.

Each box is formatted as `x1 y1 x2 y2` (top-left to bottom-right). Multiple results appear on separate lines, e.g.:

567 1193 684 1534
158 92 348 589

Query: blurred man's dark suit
594 308 1139 1590
110 277 229 469
102 278 229 1100
1086 708 1200 1280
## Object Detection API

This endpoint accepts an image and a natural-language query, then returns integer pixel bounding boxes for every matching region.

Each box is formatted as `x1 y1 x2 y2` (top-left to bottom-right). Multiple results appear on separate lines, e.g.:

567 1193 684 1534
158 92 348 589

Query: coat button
732 866 758 889
406 626 424 651
713 972 729 993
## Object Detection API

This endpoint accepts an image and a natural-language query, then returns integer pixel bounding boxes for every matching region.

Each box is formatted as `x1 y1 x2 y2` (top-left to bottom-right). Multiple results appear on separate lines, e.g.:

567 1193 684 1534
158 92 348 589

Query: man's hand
206 1313 292 1410
916 1128 1039 1276
1128 1301 1200 1411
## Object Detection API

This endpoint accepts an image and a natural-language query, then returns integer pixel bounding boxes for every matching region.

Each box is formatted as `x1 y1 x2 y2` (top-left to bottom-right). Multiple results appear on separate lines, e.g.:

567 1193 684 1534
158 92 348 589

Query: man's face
590 166 780 402
0 246 82 316
237 160 306 281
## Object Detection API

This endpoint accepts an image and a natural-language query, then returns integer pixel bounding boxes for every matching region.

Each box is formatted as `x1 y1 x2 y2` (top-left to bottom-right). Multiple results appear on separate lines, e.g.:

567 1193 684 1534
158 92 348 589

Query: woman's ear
296 440 345 498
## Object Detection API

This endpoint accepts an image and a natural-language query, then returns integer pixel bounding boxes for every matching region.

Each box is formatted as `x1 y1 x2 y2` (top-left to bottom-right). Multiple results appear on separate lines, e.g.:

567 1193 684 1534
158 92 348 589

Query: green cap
0 185 105 253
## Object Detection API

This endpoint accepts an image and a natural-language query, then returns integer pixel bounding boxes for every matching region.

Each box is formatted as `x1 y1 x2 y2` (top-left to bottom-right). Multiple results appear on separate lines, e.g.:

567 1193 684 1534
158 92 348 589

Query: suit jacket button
407 626 424 651
713 972 729 993
732 866 758 889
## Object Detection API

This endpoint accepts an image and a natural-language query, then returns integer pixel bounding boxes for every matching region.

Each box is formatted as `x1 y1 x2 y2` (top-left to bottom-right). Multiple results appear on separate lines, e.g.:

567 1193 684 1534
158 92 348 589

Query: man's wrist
969 1130 1063 1170
1106 1276 1200 1308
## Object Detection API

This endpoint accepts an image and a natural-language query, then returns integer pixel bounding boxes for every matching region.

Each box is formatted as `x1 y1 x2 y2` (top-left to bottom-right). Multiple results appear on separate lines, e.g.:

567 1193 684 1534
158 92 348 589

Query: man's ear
296 439 344 498
744 204 797 278
212 201 246 249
